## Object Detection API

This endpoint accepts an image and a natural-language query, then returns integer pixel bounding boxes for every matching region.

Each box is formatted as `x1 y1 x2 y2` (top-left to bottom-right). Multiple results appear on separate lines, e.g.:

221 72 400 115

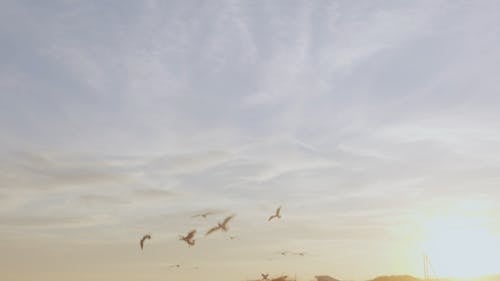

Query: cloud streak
2 1 500 280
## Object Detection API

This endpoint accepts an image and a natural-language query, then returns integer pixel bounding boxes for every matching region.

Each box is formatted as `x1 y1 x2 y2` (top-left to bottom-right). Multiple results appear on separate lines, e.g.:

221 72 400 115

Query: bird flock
139 205 303 280
139 208 280 251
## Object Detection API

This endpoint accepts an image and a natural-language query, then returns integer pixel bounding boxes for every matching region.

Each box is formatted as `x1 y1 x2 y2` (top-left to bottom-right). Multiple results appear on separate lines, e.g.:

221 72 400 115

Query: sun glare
420 202 500 278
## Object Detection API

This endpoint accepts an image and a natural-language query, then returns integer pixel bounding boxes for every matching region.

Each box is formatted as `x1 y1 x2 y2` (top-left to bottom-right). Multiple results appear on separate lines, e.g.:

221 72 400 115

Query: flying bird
292 251 306 256
229 236 238 240
140 234 151 250
268 206 282 221
192 211 214 219
179 229 196 246
206 214 235 236
168 264 181 269
261 273 270 280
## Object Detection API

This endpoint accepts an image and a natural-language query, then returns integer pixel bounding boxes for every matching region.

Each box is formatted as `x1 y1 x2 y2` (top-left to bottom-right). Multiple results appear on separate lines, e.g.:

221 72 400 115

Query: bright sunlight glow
420 201 500 279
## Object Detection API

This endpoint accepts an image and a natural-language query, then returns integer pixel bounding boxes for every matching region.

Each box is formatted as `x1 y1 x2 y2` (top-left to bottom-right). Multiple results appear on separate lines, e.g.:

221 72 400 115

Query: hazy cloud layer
2 1 500 281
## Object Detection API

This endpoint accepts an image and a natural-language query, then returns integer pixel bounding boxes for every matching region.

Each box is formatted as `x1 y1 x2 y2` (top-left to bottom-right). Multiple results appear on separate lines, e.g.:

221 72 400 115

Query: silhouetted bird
168 264 181 269
192 211 214 219
179 230 196 246
229 236 238 240
268 206 282 221
206 215 235 236
140 234 151 250
293 251 306 256
261 273 270 280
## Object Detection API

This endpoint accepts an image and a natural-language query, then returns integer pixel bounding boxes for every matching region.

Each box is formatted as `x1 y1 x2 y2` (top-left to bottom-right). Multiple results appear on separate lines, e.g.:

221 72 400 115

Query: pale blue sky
1 1 500 281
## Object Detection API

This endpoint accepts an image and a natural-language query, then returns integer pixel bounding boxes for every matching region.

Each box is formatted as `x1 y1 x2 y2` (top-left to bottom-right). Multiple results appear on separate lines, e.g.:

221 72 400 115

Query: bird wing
268 214 275 221
276 206 281 215
140 234 151 249
186 230 196 240
139 234 151 250
222 214 235 226
205 225 220 235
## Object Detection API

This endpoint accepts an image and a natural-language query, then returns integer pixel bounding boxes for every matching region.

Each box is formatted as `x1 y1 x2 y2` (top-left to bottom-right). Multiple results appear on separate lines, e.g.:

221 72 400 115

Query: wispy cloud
78 194 131 205
132 188 177 198
0 214 99 228
0 151 133 190
2 1 500 280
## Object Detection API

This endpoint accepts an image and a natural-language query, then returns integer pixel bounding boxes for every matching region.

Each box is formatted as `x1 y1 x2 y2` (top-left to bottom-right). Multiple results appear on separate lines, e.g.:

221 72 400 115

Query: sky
1 1 500 281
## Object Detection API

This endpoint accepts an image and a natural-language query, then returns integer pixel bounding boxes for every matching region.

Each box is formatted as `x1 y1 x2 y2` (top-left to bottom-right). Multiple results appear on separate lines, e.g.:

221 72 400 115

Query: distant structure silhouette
179 230 196 246
268 206 282 221
315 276 340 281
423 254 437 280
139 234 151 250
271 275 287 281
206 215 235 236
369 275 421 281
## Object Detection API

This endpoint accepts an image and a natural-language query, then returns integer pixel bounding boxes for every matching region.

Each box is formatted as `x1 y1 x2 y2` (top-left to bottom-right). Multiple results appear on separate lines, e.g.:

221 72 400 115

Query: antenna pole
423 254 429 280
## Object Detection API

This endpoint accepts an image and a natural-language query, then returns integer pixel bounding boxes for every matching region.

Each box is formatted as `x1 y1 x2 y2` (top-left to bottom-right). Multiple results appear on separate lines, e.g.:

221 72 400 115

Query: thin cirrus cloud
0 151 134 191
78 194 131 206
132 188 177 199
2 1 500 280
0 214 98 229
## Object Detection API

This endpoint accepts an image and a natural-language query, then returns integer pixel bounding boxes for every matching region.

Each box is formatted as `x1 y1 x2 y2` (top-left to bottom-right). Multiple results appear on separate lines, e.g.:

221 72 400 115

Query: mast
423 254 436 280
423 254 430 280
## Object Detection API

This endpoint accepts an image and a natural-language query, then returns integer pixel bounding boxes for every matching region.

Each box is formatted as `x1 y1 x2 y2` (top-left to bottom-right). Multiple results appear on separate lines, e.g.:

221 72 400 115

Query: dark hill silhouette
367 274 500 281
270 276 288 281
315 275 341 281
369 275 421 281
241 273 500 281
